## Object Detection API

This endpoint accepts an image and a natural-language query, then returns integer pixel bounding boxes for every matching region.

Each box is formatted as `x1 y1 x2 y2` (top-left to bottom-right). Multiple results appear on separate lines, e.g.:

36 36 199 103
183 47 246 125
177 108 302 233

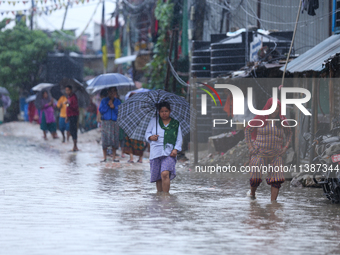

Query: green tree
51 30 79 53
0 18 11 30
0 22 54 100
144 0 173 90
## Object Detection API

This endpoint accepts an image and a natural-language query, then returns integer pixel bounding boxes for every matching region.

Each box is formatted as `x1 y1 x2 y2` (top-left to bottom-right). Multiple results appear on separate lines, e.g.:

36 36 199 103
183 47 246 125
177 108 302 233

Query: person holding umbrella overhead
99 87 121 162
38 90 58 140
145 102 183 193
118 90 195 192
65 85 79 152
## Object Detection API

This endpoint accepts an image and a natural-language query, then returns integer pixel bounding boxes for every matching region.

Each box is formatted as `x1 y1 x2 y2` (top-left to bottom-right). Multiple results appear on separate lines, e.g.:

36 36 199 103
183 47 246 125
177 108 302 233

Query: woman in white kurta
145 102 182 193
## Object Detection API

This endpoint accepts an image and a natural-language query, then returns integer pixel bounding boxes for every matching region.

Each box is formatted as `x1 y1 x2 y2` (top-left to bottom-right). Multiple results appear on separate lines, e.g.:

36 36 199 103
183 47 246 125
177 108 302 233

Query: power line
122 0 155 14
0 0 99 13
205 0 243 13
248 0 300 8
245 0 265 30
167 57 189 87
250 72 272 98
240 4 340 25
76 0 100 40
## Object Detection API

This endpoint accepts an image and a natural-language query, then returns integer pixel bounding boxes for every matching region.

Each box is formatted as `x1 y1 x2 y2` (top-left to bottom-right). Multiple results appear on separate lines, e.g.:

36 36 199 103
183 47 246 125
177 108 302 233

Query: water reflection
97 168 121 194
247 201 284 227
66 153 78 167
1 135 340 254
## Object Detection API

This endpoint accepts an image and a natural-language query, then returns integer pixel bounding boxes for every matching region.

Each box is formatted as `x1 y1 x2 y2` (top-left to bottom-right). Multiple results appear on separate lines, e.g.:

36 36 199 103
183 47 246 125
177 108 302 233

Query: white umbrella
32 83 55 91
86 78 95 86
89 73 135 94
26 95 37 103
0 87 9 95
125 88 150 101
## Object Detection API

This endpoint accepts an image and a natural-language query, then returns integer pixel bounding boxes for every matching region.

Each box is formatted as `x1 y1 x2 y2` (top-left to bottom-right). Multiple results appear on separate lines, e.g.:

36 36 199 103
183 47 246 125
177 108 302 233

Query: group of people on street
38 86 79 151
35 83 292 200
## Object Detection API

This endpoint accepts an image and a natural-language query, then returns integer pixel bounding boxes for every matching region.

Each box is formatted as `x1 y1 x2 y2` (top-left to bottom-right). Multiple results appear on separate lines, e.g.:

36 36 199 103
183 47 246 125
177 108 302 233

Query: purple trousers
149 156 176 183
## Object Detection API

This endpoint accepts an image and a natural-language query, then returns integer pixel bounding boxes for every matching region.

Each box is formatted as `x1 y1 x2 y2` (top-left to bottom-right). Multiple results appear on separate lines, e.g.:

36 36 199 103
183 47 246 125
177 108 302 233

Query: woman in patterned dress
123 92 145 163
145 102 183 193
245 98 292 201
123 136 145 163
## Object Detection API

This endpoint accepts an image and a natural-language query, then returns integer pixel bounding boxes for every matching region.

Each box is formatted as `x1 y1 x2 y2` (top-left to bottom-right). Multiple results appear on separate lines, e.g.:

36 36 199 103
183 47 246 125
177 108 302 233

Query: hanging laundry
301 0 319 16
301 0 308 14
308 0 319 16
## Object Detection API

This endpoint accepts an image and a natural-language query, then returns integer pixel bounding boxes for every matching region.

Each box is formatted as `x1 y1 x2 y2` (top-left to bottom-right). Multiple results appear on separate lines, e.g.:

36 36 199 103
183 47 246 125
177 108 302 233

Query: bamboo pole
192 77 198 164
309 73 318 164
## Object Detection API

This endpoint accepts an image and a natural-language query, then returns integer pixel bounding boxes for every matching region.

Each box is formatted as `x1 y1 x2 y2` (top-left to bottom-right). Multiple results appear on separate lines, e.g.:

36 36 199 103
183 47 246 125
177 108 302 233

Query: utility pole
257 0 261 28
30 0 34 30
245 0 249 65
193 0 206 40
61 2 69 30
164 30 175 92
220 9 225 33
172 29 179 93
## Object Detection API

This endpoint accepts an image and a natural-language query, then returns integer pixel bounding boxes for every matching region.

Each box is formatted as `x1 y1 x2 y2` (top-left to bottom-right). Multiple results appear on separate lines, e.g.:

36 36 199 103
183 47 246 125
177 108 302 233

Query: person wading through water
65 85 79 152
245 98 292 201
145 102 183 193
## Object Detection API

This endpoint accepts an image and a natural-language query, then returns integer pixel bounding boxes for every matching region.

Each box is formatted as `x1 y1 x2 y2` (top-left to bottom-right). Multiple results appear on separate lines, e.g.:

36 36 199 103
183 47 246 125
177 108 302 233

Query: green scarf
159 117 179 149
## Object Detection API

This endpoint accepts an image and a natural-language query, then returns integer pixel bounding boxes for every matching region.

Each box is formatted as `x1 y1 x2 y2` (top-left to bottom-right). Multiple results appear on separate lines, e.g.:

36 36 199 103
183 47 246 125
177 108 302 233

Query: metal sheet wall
203 0 331 55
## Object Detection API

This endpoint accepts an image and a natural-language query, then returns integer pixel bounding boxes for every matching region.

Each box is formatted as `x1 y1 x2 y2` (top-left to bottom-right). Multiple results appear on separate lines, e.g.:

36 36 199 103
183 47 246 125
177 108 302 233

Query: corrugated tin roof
280 34 340 73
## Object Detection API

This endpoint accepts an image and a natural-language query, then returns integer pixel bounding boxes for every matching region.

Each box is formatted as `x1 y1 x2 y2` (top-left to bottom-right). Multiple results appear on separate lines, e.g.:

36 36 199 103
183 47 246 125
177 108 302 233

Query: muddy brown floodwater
1 135 340 255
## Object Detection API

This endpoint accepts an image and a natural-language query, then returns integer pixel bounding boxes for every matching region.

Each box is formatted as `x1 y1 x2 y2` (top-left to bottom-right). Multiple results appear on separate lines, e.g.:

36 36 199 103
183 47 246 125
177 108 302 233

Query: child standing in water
145 102 182 193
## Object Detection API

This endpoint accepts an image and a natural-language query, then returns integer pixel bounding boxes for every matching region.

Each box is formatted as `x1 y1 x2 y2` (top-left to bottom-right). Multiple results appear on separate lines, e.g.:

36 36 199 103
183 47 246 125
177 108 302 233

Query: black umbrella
60 78 90 108
50 85 63 101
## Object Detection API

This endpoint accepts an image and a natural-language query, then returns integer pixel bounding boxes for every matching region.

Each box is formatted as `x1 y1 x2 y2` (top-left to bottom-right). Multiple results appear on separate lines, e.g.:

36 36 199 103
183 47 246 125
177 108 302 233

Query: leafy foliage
144 0 173 90
0 22 54 100
0 18 11 30
84 66 96 76
51 30 79 52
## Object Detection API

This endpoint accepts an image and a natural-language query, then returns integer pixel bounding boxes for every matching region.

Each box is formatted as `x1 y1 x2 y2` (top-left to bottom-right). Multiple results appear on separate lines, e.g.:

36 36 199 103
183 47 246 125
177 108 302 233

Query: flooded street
1 135 340 255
